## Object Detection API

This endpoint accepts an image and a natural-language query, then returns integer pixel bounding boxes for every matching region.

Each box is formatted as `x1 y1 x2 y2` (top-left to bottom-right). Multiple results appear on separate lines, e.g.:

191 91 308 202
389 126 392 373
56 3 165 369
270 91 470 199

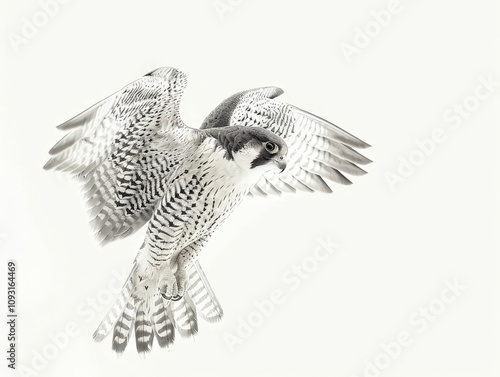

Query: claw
161 293 182 301
158 265 189 302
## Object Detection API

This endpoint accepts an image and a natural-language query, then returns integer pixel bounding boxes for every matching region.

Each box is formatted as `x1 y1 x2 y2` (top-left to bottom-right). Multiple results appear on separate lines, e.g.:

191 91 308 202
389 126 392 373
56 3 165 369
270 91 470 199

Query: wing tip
359 155 373 165
293 106 371 149
338 134 371 150
48 145 63 156
56 120 80 131
42 159 55 171
358 166 369 175
356 140 371 149
346 164 368 177
315 175 334 193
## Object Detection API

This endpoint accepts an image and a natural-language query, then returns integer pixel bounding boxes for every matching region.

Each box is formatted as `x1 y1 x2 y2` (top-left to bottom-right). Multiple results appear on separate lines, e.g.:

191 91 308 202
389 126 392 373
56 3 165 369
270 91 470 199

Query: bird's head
207 126 288 174
234 127 288 173
202 87 291 175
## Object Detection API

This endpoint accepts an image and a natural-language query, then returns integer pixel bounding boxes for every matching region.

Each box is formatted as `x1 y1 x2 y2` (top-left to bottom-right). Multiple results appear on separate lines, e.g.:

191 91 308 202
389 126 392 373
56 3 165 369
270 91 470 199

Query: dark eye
264 142 279 154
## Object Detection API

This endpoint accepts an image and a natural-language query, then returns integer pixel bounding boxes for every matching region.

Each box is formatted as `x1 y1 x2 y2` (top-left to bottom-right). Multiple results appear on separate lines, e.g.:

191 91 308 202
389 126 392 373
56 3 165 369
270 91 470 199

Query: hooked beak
273 158 287 173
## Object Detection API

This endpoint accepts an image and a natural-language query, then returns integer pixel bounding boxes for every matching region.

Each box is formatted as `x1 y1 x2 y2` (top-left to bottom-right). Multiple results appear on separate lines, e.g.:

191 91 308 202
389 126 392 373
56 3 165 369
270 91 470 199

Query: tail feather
112 300 136 354
135 302 154 354
189 261 224 322
93 266 136 342
93 261 223 353
152 296 175 348
170 292 198 338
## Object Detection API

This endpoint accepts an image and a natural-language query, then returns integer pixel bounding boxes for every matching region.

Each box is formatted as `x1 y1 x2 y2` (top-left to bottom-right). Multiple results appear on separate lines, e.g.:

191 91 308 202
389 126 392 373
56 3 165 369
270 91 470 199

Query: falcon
44 67 371 354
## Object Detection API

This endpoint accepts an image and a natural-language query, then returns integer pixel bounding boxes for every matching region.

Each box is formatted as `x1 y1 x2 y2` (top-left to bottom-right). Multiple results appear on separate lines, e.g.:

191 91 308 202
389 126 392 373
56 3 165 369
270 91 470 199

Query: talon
161 293 181 301
158 265 189 302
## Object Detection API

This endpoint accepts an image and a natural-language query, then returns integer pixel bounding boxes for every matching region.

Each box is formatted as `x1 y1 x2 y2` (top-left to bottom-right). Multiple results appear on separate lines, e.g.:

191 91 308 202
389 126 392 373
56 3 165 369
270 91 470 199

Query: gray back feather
201 87 284 129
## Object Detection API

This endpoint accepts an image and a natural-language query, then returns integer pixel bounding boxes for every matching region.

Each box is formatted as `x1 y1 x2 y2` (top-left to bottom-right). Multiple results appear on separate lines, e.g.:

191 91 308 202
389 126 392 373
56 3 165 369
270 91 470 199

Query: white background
1 1 499 376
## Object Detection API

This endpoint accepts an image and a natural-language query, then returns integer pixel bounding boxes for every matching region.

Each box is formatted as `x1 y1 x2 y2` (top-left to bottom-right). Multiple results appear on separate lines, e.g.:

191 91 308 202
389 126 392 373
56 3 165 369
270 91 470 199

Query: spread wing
44 67 200 244
201 87 371 195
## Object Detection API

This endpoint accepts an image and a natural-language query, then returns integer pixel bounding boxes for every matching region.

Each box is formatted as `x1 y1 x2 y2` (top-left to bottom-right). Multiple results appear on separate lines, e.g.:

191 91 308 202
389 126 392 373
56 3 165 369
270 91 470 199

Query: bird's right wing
44 67 201 245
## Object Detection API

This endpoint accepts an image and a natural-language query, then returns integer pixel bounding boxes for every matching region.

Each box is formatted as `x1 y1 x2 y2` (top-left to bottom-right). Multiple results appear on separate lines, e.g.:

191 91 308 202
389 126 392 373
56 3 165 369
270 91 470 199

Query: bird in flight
44 67 371 354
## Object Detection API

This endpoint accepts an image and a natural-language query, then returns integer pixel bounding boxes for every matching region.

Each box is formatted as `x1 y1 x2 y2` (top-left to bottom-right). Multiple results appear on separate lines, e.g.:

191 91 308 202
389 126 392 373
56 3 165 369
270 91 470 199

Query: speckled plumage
45 67 371 354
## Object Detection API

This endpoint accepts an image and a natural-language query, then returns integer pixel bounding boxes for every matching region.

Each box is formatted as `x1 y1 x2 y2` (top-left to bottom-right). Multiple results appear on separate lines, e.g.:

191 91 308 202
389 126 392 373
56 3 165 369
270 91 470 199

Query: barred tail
134 302 154 353
189 261 223 322
93 260 223 354
152 295 175 348
112 300 136 353
170 293 198 338
93 265 137 343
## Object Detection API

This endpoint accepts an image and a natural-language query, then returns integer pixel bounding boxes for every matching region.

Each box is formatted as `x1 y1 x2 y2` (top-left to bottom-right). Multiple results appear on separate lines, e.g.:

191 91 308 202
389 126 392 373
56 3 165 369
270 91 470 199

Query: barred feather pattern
152 296 175 348
43 67 201 245
170 292 198 338
247 104 371 195
134 302 154 353
139 138 252 271
112 300 136 353
93 266 136 342
85 127 199 245
94 260 222 353
189 261 223 322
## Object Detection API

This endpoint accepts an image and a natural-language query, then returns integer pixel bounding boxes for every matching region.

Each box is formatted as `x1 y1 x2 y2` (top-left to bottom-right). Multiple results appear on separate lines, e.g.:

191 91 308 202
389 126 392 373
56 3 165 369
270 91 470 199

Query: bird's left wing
44 67 200 244
201 87 371 195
